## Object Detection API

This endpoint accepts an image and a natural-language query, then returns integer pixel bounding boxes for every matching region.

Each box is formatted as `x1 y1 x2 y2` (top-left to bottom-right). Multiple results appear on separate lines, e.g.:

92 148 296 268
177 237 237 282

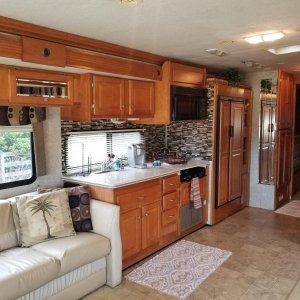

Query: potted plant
220 68 243 86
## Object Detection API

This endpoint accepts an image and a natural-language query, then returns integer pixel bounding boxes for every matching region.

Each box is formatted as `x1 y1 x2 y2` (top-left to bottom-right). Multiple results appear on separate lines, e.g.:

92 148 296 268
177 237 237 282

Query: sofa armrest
90 199 122 287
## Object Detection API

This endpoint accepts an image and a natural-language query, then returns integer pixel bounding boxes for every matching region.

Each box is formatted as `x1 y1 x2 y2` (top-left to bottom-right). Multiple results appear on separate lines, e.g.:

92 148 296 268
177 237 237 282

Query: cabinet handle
169 183 175 186
137 196 145 200
145 213 149 217
137 215 141 220
169 199 175 202
43 98 49 102
168 215 175 218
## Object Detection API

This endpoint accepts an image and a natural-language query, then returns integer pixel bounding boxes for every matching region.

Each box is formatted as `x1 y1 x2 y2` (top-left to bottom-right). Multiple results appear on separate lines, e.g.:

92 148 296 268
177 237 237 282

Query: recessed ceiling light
205 48 227 56
268 45 300 55
244 32 285 44
245 36 263 44
262 32 285 42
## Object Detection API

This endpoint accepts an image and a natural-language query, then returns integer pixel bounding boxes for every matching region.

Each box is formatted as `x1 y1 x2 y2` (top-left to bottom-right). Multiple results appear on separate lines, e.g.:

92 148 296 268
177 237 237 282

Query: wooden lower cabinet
120 201 161 262
141 201 161 249
120 209 142 261
85 173 208 269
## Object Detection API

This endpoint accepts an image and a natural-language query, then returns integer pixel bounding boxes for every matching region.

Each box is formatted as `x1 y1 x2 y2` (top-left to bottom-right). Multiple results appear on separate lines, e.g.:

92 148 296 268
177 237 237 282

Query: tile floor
83 207 300 300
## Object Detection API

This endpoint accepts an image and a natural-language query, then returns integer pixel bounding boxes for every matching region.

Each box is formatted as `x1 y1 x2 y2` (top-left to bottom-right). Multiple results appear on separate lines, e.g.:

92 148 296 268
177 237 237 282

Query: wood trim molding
0 33 21 59
0 32 162 80
0 16 167 65
66 48 162 80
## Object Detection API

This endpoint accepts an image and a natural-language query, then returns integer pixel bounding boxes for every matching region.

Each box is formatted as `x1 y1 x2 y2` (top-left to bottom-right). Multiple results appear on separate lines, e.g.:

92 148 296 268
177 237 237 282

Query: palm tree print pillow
37 186 93 232
15 190 76 247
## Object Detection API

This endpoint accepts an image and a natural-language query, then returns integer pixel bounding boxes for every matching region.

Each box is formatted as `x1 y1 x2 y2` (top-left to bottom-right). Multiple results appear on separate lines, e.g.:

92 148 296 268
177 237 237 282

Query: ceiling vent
205 49 228 57
117 0 143 5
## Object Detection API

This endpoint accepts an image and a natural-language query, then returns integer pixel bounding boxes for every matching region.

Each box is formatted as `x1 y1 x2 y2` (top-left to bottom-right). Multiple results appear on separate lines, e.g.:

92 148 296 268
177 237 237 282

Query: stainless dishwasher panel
180 203 203 232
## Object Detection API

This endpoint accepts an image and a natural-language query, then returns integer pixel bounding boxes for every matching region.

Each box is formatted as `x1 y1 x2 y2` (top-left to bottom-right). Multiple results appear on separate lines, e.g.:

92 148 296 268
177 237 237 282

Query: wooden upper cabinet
0 67 9 103
92 75 155 119
128 80 155 117
61 74 92 121
22 37 66 67
92 75 126 117
9 68 74 106
134 61 206 125
171 62 206 87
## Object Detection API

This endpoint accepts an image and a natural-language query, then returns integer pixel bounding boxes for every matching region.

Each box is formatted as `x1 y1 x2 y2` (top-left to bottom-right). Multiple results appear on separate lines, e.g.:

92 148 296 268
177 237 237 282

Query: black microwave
171 86 208 121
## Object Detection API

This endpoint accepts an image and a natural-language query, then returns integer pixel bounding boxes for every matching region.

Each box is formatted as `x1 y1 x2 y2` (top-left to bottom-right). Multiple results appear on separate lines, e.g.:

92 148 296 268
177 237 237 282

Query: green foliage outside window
0 132 31 159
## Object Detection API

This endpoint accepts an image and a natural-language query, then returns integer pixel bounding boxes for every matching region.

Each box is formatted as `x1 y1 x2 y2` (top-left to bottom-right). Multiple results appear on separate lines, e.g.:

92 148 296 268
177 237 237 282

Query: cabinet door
141 201 161 250
0 67 9 104
128 80 155 117
92 75 126 117
171 62 206 87
228 101 244 201
120 209 142 261
276 130 292 188
276 129 292 207
217 100 231 206
278 71 294 130
61 74 92 121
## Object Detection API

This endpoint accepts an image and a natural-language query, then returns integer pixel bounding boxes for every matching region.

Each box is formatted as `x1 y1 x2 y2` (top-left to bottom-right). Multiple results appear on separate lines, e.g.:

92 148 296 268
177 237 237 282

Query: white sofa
0 198 122 300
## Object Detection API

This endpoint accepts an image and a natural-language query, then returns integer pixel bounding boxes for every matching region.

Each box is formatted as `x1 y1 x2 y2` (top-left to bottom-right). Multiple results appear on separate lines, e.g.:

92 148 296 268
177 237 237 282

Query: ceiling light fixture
244 32 285 44
205 48 227 56
268 45 300 55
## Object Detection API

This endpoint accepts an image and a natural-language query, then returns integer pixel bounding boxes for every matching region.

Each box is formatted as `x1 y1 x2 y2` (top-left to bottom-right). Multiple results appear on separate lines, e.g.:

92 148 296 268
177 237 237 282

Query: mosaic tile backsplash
61 88 214 171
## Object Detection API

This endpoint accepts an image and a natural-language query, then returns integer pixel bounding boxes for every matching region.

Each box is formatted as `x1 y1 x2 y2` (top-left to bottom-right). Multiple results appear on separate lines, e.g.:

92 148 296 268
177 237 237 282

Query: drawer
163 191 179 211
117 184 161 213
162 207 179 227
163 175 180 194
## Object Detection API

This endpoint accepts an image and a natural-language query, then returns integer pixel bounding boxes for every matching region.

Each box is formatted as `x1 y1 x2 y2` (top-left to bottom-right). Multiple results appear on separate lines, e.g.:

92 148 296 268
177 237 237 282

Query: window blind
64 130 144 174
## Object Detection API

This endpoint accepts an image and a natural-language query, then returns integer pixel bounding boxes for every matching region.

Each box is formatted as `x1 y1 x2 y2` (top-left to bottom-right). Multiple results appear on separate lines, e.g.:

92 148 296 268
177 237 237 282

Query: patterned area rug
275 200 300 218
125 239 232 299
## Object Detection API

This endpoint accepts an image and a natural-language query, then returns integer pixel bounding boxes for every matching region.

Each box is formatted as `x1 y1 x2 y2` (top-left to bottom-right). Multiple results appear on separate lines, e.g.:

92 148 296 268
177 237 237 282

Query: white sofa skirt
17 258 106 300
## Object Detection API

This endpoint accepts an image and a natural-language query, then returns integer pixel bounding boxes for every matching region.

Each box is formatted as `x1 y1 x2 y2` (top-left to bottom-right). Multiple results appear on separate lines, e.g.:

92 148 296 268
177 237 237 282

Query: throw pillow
15 190 76 247
38 186 93 232
67 186 93 232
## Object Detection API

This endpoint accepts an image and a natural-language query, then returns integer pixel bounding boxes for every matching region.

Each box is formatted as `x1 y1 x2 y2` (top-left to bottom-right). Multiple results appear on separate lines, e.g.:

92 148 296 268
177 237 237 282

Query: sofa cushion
32 232 111 276
0 200 18 251
38 186 93 232
15 190 76 247
0 247 60 300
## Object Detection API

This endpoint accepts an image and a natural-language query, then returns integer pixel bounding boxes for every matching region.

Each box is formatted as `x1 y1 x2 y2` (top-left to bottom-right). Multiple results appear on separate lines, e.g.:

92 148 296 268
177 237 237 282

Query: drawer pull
144 213 149 217
169 199 175 202
137 196 145 200
168 215 175 218
169 183 175 186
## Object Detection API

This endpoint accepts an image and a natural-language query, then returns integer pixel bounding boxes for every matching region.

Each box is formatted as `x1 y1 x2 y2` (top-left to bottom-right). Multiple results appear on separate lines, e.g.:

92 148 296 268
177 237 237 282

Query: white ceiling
1 0 300 74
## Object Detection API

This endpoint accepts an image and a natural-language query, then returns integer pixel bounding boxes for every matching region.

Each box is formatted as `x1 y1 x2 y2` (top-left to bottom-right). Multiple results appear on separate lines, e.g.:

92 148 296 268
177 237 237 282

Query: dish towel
190 177 202 209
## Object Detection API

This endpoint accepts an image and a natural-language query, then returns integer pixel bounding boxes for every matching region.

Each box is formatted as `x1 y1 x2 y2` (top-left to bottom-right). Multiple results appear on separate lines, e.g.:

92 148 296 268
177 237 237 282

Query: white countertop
62 158 209 189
